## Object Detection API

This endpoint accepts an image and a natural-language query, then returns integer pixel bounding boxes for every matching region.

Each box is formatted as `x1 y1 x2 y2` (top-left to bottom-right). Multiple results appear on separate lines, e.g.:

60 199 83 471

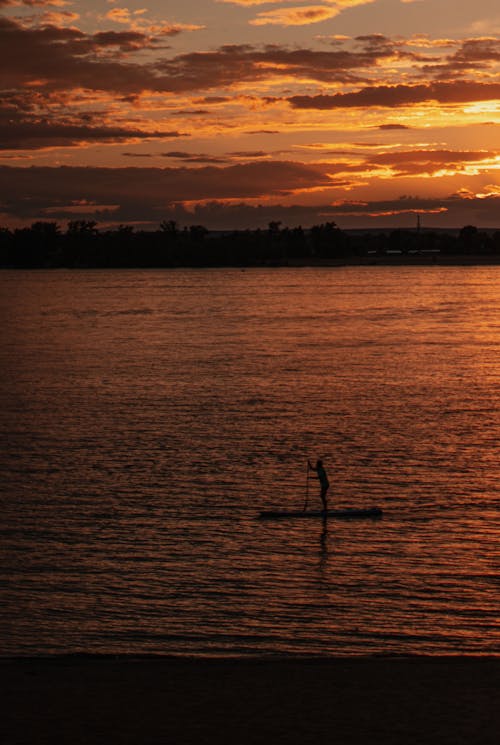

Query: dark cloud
170 194 500 230
2 17 500 107
288 81 500 109
161 151 199 158
0 104 185 150
0 161 334 222
0 18 412 98
423 37 500 78
160 150 269 163
376 124 411 130
354 34 398 54
160 152 228 164
2 161 500 229
3 17 498 109
0 124 183 151
154 40 404 92
228 151 268 158
90 31 164 53
0 18 179 96
170 110 211 116
198 97 231 104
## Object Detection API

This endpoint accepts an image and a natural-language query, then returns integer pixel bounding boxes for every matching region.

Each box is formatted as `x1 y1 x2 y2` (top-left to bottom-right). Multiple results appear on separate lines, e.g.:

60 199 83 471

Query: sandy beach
1 656 498 745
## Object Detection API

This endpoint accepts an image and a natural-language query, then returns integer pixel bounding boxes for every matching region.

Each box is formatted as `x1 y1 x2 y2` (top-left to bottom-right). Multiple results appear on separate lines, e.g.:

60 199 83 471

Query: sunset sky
1 0 500 229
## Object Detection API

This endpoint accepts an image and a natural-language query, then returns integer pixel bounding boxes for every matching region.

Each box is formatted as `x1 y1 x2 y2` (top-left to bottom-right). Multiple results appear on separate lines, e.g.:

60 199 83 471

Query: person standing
308 459 330 512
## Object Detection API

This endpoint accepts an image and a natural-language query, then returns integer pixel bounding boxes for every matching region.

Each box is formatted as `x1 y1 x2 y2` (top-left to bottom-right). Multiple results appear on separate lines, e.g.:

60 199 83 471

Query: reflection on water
0 266 499 657
318 519 329 574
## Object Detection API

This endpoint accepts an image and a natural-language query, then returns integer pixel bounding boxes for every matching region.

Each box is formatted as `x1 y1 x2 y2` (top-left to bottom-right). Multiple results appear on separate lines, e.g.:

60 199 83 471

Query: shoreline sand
2 656 499 744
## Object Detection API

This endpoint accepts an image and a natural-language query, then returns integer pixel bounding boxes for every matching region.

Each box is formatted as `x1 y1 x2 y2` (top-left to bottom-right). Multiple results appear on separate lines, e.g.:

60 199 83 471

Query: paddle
303 460 310 512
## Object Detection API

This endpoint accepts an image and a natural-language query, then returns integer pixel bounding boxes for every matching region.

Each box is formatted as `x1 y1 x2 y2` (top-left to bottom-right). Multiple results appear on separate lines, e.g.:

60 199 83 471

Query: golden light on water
3 266 499 656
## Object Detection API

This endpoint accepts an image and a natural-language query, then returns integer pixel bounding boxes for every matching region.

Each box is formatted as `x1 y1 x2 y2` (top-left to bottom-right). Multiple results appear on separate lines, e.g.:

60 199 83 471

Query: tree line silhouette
1 220 500 268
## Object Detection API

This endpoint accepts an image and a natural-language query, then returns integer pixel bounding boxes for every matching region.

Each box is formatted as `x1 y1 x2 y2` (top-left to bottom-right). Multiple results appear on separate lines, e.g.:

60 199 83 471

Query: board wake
258 507 382 520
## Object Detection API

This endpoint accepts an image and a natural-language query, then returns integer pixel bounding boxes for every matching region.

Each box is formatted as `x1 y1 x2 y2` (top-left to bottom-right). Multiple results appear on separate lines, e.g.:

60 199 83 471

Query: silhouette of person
308 459 330 512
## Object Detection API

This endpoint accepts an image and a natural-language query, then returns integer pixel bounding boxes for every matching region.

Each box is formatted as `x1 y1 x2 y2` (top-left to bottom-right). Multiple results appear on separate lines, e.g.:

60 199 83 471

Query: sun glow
463 102 500 114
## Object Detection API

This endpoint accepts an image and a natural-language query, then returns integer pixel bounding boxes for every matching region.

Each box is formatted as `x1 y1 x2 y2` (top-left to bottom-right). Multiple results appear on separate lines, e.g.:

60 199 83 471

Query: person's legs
320 485 329 511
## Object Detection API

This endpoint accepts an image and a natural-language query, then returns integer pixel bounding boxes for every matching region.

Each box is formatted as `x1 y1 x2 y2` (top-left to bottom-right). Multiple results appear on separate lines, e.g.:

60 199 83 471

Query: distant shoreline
3 254 500 269
2 221 499 269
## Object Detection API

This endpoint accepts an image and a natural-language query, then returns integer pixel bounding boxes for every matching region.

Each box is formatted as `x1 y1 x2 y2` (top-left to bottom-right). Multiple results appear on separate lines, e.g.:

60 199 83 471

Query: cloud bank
2 154 500 228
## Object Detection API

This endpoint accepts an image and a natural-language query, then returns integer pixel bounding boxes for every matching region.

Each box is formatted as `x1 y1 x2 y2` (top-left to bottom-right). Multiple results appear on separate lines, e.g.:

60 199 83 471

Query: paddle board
259 507 382 519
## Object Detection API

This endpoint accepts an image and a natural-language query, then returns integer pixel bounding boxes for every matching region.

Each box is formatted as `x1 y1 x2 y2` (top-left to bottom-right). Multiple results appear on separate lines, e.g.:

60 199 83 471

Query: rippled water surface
1 267 499 656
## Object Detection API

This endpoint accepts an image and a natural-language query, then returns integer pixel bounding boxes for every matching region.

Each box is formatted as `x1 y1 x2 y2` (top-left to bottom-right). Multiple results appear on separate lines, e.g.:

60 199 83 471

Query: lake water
1 267 499 657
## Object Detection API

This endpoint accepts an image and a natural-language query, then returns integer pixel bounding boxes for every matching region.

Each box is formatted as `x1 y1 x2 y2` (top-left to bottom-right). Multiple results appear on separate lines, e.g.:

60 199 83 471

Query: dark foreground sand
2 656 498 745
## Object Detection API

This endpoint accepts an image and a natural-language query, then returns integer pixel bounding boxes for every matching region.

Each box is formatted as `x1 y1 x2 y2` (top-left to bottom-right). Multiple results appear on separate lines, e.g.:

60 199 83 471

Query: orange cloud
364 149 499 177
104 7 203 34
0 1 70 6
219 0 372 5
217 0 284 4
250 6 341 26
105 8 131 24
222 0 374 26
334 0 375 6
39 11 80 26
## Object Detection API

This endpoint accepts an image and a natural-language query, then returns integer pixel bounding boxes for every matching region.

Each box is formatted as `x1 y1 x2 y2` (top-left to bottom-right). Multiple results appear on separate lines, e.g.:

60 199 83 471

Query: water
1 266 499 657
